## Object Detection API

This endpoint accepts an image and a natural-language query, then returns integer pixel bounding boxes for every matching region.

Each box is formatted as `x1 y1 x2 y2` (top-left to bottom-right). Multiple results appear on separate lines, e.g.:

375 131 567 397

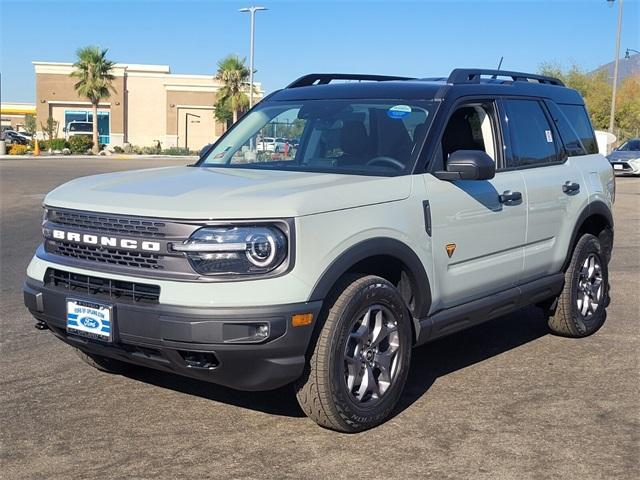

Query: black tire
295 275 412 432
547 234 609 337
75 348 133 374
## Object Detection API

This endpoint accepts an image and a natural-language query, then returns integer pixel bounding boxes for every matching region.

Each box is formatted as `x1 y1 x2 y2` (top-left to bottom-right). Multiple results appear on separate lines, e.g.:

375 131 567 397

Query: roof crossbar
447 68 565 86
286 73 415 89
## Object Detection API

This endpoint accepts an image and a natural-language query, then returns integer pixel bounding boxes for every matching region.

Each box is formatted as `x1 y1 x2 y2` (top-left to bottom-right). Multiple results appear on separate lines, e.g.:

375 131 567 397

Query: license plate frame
613 164 624 170
66 298 114 342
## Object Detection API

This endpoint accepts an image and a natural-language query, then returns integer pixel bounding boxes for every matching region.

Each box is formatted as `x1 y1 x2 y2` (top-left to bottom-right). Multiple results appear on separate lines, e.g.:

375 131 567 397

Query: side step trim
415 273 564 346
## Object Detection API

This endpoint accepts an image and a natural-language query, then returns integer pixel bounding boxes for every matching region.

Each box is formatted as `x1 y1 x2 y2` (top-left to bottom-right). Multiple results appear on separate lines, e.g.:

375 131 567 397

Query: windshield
618 139 640 151
69 122 92 132
199 99 437 175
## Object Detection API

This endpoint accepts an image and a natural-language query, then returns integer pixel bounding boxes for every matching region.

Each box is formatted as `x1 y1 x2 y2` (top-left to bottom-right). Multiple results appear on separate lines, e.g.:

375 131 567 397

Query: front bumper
610 160 640 176
24 278 322 391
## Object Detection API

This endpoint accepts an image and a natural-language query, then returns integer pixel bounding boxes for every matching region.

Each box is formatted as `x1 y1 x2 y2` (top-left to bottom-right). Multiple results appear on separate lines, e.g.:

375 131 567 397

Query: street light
606 0 623 134
184 112 201 151
625 48 640 58
239 6 267 109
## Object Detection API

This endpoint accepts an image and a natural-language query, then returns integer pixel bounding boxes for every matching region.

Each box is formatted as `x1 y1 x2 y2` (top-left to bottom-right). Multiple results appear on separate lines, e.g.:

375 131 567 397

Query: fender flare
308 237 432 319
563 200 614 270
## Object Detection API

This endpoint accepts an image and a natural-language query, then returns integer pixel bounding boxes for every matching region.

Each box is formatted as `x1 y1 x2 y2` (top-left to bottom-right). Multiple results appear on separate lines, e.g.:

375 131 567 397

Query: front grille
48 209 167 238
46 268 160 303
47 240 164 270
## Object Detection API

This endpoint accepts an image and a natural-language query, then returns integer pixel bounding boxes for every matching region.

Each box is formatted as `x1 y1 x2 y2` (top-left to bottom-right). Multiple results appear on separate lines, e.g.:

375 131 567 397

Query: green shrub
48 138 69 151
112 146 124 153
68 135 93 154
162 147 191 156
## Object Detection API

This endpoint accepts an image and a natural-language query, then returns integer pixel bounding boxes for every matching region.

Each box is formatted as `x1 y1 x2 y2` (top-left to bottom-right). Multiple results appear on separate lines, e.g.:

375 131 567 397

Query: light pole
184 112 201 151
239 6 267 109
625 48 639 58
607 0 623 134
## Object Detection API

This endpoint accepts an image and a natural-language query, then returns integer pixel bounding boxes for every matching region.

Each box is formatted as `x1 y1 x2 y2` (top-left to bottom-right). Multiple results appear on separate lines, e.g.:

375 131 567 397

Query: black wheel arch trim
308 237 432 319
563 200 614 271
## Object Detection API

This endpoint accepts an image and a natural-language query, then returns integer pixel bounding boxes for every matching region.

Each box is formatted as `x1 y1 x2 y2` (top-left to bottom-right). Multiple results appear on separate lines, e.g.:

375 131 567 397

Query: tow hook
34 321 49 331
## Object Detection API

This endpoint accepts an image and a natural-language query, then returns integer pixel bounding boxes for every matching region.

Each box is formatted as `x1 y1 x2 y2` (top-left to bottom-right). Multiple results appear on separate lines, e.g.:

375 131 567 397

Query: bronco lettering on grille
51 229 161 252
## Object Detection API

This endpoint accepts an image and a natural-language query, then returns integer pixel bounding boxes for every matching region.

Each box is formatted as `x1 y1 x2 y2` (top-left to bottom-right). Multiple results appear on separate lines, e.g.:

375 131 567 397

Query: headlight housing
172 225 288 276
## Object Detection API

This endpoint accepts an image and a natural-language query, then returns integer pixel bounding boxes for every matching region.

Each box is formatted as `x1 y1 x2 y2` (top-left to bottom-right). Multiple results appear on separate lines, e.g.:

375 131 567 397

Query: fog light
292 313 313 327
255 324 269 339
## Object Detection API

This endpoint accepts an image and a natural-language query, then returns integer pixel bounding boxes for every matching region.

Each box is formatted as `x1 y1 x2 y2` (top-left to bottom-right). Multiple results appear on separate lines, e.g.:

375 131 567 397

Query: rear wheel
295 275 412 432
75 349 133 374
547 234 608 337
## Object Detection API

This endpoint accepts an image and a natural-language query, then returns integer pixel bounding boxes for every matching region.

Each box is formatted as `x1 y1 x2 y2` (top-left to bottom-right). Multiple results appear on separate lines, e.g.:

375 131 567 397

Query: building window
64 110 110 144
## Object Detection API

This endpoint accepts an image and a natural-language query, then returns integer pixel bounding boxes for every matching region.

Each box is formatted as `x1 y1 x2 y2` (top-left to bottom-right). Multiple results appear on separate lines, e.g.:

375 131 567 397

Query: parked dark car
1 130 29 145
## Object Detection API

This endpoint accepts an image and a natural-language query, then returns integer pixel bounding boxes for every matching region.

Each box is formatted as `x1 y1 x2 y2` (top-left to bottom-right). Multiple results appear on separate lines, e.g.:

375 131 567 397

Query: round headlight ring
246 232 277 267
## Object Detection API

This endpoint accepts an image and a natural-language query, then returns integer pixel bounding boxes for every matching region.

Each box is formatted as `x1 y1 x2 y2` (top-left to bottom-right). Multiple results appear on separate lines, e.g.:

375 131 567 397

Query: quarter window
505 99 558 168
559 104 598 154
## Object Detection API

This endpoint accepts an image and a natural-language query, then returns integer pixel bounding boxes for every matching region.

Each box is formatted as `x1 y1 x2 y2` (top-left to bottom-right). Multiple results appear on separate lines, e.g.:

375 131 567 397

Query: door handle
562 181 580 194
499 190 522 204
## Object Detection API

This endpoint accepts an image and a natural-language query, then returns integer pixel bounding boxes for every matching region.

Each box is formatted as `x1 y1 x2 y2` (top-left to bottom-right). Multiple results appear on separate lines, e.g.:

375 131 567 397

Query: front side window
440 103 498 163
200 99 437 175
505 99 558 168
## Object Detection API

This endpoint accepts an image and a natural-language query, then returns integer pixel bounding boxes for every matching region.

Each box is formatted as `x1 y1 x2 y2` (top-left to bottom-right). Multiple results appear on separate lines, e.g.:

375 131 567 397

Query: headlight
172 225 288 275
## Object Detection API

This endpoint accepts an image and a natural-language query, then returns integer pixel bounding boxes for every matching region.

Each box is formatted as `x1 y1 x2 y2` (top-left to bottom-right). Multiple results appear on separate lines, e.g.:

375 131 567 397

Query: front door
425 101 526 309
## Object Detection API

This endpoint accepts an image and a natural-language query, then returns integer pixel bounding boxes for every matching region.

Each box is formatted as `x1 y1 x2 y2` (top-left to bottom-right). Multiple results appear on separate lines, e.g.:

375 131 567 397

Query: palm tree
215 55 251 124
71 46 115 153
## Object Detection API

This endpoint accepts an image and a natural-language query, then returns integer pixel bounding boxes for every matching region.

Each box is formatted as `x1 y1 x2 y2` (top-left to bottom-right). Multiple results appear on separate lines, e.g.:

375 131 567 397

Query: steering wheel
365 156 406 170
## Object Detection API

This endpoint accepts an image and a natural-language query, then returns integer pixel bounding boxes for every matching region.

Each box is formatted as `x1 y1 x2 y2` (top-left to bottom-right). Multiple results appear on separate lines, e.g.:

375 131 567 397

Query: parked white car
64 121 93 140
257 137 287 152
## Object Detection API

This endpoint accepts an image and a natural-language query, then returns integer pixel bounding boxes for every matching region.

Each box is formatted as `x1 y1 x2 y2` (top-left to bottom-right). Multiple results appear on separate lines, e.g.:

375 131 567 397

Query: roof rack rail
447 68 565 87
286 73 415 89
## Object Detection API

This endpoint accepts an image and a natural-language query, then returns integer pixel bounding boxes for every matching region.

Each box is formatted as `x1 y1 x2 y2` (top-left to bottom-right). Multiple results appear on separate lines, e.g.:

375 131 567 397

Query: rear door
425 99 527 309
500 98 588 281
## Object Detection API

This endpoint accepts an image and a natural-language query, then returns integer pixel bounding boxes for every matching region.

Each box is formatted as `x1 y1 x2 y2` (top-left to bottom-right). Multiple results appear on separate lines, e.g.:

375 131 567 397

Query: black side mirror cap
198 143 213 159
434 150 496 181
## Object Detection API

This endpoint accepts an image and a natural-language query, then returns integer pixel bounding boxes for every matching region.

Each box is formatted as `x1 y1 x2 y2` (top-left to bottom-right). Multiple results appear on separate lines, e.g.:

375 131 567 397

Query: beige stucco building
33 61 262 150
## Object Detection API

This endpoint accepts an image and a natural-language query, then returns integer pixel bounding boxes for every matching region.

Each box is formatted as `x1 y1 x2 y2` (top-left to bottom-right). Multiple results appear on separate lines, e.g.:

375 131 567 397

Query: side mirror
198 143 213 159
435 150 495 181
62 127 67 133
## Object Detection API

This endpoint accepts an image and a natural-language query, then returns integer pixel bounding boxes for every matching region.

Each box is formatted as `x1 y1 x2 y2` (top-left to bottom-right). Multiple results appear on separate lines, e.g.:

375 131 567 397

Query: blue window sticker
387 104 412 119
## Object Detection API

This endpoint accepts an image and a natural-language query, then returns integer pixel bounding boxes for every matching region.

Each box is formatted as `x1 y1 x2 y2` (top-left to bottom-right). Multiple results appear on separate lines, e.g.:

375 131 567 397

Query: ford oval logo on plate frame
66 298 114 342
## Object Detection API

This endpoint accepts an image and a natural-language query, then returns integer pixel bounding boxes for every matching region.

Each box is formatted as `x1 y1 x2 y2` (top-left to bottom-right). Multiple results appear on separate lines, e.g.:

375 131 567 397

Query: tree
539 62 640 141
71 46 115 153
24 114 37 136
215 55 250 124
214 100 233 132
40 117 59 141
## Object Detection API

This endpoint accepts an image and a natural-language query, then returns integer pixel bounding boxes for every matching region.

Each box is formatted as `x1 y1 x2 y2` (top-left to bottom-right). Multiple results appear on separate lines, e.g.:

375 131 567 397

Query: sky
1 0 638 102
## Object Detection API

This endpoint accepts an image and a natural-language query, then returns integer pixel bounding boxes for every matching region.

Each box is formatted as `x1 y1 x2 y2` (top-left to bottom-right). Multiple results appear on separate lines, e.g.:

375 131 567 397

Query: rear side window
559 105 598 154
504 99 558 168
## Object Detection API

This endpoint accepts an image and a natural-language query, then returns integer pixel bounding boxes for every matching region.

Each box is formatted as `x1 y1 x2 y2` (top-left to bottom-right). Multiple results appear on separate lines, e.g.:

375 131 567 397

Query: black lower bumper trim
24 279 322 391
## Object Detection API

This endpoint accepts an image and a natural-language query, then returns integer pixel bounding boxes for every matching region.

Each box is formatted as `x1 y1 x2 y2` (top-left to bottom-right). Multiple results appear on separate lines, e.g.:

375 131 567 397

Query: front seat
338 121 370 166
441 108 482 159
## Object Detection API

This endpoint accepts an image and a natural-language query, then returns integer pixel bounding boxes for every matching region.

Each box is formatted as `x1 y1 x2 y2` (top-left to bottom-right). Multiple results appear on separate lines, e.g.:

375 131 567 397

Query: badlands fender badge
445 243 456 258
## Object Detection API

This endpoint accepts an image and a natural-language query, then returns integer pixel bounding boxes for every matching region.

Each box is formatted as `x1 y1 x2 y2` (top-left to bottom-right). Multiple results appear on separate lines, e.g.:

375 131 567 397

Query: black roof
269 69 585 105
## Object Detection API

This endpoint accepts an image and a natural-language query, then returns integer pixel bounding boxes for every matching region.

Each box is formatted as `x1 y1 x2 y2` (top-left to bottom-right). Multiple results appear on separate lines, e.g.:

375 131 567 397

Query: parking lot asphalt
1 158 638 480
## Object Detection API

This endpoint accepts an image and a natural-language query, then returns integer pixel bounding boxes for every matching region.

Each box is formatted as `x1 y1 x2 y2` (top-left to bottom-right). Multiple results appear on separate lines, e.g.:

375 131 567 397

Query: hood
607 150 640 161
44 166 412 219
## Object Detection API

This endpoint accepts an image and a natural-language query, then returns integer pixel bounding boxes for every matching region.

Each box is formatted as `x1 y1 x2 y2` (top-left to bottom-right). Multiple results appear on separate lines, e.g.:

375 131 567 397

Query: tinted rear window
559 105 597 154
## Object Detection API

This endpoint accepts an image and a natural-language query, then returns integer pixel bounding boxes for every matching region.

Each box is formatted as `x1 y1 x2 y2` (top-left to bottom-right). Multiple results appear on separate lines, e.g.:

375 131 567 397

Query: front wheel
295 275 412 432
547 233 609 337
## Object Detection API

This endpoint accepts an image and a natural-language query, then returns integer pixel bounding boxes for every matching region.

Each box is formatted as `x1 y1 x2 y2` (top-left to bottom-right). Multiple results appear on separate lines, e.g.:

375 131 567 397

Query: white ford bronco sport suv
24 69 615 432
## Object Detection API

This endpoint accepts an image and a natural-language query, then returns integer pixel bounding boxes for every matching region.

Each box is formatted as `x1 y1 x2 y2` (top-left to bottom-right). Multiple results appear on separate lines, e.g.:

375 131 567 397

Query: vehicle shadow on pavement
396 305 550 415
122 306 549 420
124 368 306 417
